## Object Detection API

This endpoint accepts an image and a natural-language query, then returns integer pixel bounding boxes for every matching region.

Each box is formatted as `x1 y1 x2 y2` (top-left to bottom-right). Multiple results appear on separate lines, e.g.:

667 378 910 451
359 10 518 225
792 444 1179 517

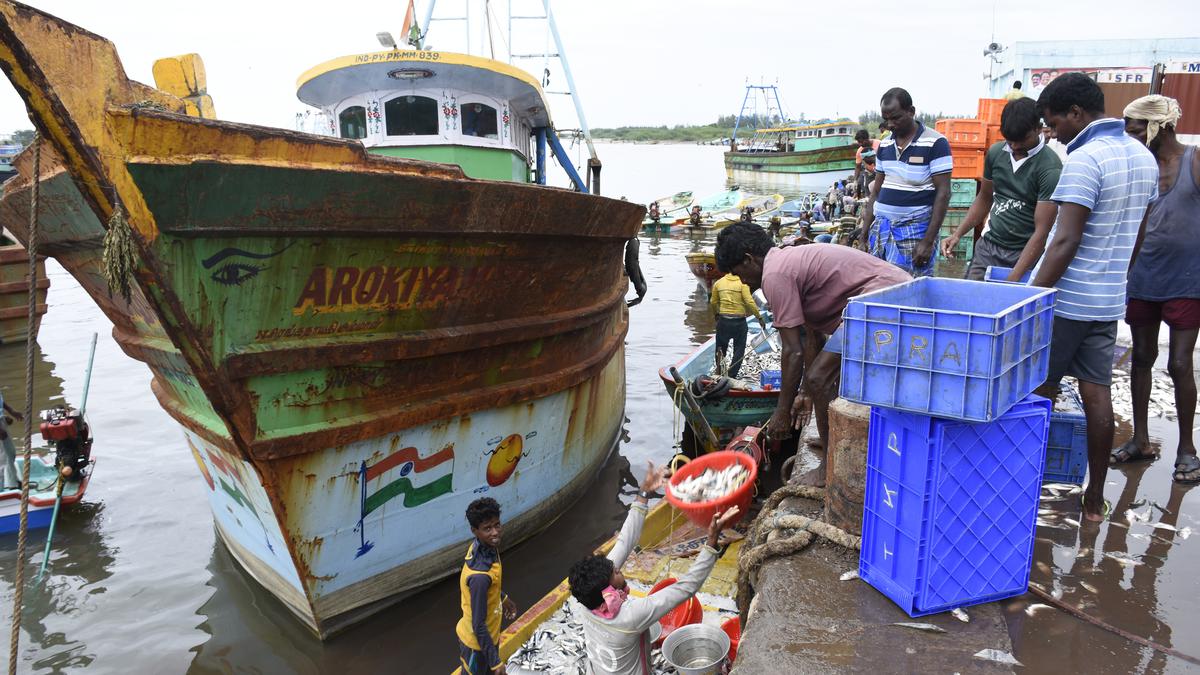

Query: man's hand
503 596 518 622
938 234 960 259
913 238 935 269
790 391 812 431
765 407 792 440
706 506 742 547
639 461 667 497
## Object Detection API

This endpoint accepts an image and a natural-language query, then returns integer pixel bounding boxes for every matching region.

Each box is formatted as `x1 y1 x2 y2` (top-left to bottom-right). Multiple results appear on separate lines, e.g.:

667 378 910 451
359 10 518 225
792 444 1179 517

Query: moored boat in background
0 232 47 344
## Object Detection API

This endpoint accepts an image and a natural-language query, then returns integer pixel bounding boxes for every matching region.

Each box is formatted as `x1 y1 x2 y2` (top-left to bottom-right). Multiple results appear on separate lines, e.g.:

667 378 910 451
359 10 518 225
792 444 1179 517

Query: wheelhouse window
339 106 367 139
385 95 438 136
462 102 498 139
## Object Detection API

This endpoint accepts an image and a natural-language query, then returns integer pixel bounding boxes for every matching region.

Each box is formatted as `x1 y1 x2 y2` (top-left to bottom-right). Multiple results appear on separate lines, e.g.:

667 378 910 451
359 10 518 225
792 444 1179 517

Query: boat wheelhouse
297 50 549 183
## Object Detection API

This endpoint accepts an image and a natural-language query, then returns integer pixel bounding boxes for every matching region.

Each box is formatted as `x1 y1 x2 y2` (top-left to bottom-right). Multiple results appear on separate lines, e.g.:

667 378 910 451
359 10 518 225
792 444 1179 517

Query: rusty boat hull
0 2 642 637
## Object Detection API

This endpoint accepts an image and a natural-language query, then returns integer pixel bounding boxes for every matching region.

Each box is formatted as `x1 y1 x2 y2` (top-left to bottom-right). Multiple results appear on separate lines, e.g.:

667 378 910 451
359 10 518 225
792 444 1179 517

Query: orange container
952 148 986 179
986 123 1003 148
649 577 703 644
978 98 1007 125
665 450 757 527
721 617 742 663
936 119 986 149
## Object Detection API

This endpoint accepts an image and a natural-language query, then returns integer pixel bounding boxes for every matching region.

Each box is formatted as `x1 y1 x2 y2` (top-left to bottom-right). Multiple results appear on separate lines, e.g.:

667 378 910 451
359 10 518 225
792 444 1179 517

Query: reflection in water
0 341 68 446
684 285 716 347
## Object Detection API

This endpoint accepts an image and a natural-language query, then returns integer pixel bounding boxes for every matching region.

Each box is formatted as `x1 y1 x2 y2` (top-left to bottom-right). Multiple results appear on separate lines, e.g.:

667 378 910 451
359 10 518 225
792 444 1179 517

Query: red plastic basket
721 617 742 663
648 577 703 643
664 450 757 528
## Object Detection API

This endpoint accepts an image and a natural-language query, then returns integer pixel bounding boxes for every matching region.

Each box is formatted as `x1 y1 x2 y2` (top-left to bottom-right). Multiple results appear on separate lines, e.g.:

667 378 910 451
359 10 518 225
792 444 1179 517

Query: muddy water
0 142 1196 673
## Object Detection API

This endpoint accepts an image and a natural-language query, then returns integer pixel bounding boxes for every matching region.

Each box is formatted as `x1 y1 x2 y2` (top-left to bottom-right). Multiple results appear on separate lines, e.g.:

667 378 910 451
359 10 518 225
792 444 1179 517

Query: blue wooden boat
0 455 92 535
658 320 779 439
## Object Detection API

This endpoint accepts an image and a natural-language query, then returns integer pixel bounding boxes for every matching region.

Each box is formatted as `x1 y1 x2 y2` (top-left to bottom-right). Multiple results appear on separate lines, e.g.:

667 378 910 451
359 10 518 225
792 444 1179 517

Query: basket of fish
665 451 757 527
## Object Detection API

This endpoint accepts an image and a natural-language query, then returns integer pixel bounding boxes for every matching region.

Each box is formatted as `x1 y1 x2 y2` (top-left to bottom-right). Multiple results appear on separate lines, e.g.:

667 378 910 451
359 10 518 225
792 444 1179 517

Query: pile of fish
669 464 750 504
712 342 781 389
506 600 683 674
1110 370 1176 420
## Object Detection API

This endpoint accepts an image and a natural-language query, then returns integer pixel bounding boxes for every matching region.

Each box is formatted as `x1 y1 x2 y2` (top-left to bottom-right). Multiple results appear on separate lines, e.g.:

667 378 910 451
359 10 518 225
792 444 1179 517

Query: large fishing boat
0 1 641 638
723 85 858 189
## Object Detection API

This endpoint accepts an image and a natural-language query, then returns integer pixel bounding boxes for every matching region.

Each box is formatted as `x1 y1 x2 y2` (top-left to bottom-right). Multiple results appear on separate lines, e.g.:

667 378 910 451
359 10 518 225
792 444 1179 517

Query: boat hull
0 243 48 344
724 146 857 190
658 329 778 437
685 252 721 292
0 1 643 637
0 455 90 535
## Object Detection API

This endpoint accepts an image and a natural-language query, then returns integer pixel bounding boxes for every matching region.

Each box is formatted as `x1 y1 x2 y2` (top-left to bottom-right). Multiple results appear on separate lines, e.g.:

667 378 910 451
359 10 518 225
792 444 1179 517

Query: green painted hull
370 144 529 182
723 145 857 175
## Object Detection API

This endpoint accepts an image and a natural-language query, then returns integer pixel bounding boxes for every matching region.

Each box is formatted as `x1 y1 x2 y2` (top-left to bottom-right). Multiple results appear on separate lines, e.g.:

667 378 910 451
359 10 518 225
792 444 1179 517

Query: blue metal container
859 395 1050 617
839 277 1056 422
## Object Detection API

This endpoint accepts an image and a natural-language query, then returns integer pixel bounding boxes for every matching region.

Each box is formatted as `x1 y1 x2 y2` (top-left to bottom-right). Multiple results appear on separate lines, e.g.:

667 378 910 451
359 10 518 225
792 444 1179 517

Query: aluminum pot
660 623 730 675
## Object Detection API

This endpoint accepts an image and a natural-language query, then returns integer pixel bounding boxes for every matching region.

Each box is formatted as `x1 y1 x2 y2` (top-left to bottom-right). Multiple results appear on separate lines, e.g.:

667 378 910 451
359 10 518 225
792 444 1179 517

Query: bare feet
1081 490 1108 522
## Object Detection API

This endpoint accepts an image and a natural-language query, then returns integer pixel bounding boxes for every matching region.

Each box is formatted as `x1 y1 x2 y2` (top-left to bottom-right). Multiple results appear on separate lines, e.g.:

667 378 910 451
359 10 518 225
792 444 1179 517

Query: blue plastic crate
839 277 1056 422
760 370 782 389
1046 385 1087 484
859 395 1050 617
984 266 1032 285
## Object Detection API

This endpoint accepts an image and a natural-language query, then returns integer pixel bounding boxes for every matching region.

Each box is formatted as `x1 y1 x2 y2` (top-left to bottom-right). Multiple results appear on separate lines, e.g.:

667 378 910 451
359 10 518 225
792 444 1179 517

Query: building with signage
984 38 1200 139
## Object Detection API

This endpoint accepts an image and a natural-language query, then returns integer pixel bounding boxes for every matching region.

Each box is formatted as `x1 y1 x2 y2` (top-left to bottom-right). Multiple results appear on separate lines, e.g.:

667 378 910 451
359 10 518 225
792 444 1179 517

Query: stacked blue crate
839 278 1056 617
859 397 1051 616
839 278 1056 422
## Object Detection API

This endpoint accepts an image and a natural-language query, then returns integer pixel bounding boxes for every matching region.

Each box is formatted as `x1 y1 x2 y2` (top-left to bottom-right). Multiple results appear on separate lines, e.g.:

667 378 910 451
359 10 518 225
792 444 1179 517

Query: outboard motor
39 405 92 482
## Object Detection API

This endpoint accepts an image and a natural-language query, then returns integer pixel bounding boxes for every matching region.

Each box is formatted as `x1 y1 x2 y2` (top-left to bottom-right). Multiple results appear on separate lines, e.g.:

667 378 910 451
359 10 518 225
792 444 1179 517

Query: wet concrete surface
734 496 1014 674
737 355 1200 674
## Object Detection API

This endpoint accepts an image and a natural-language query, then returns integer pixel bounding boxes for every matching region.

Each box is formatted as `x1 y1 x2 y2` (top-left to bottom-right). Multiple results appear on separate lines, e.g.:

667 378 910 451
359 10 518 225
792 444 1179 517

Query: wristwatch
638 489 656 500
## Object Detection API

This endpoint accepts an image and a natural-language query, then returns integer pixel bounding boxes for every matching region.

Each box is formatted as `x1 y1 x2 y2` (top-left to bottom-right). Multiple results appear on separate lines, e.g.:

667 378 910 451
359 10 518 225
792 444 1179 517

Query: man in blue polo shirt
1032 73 1158 522
860 87 953 276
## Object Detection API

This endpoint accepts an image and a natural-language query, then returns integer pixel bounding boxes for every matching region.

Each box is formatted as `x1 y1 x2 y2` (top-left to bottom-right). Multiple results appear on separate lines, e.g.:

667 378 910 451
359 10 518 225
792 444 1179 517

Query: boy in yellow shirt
709 273 765 378
456 498 517 674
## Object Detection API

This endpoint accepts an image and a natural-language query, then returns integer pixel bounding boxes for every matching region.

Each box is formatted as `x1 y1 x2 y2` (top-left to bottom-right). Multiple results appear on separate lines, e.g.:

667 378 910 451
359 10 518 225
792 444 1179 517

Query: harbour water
1 142 1197 673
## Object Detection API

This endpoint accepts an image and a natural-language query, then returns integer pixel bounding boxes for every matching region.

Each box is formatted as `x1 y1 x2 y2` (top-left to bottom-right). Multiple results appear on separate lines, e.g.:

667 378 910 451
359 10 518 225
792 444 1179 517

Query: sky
0 0 1198 135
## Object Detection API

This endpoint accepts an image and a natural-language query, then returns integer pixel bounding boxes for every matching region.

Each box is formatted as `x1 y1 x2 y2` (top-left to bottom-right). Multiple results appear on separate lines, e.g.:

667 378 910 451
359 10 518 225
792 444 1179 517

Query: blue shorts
823 326 845 354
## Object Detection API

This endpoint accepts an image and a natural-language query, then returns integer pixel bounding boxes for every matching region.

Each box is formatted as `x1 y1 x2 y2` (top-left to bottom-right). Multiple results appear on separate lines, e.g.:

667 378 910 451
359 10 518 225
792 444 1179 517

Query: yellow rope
9 133 40 675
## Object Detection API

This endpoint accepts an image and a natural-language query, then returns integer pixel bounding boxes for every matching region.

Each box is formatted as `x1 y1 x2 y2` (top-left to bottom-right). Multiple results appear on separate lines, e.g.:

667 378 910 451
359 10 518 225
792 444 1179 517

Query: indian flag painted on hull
356 444 456 556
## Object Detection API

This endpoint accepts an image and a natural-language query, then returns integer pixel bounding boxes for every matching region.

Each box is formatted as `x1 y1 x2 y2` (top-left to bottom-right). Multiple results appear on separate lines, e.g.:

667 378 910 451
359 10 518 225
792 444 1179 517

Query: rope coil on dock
735 483 862 627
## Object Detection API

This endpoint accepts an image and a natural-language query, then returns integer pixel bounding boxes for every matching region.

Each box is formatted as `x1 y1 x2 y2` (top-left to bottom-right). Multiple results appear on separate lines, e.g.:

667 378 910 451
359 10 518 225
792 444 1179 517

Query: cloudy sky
0 0 1198 135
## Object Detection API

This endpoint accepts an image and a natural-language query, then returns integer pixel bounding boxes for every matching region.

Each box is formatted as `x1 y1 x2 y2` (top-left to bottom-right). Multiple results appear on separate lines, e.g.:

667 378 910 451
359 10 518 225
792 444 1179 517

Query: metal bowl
661 623 730 675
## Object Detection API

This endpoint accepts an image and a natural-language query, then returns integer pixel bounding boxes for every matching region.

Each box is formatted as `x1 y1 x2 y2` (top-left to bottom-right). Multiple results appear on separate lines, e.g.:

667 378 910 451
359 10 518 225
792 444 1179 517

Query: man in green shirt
940 97 1063 281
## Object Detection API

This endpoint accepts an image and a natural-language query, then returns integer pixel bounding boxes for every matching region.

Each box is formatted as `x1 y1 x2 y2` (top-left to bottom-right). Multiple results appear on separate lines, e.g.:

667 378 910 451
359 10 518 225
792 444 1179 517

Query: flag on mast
402 0 421 48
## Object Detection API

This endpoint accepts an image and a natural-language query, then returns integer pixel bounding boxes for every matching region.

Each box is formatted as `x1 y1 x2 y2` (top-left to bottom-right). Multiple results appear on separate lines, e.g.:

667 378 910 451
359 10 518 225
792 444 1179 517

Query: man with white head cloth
1114 95 1200 484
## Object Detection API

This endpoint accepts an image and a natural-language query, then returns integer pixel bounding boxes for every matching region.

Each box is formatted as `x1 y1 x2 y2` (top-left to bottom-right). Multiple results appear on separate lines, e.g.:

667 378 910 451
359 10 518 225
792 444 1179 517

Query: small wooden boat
0 234 48 344
493 489 746 674
642 190 694 233
685 251 721 292
0 454 92 535
658 322 779 438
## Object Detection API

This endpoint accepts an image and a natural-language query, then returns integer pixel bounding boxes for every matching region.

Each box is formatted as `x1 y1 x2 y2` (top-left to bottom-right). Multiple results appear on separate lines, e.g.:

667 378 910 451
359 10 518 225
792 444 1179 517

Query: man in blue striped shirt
1032 73 1159 521
860 87 953 276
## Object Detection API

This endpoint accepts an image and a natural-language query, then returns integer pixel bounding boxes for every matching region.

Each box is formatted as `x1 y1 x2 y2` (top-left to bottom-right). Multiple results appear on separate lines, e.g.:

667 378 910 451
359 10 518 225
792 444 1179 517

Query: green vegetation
1 129 34 146
590 124 732 143
590 109 973 143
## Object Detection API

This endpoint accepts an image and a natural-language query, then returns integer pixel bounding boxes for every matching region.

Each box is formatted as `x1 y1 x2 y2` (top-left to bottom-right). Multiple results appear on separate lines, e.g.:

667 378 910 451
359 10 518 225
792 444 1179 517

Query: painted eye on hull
211 263 265 286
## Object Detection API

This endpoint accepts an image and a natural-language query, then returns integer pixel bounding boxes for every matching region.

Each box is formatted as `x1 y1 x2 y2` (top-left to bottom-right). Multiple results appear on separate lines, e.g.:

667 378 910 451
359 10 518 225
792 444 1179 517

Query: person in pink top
715 223 910 485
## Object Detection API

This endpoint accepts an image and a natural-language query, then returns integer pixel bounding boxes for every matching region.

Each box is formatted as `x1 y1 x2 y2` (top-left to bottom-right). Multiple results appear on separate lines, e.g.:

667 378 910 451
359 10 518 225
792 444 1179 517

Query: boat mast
421 0 601 194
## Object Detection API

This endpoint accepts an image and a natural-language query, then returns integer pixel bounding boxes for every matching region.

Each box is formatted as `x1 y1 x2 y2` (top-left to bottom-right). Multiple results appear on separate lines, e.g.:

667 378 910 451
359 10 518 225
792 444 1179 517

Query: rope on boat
8 133 41 675
101 203 135 303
